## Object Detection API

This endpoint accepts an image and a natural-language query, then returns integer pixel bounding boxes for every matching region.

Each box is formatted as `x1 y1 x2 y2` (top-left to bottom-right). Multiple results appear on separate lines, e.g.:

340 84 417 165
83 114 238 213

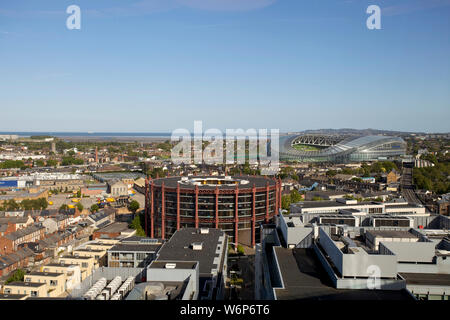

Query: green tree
76 202 84 212
21 199 34 211
236 245 245 256
90 204 99 213
59 204 69 211
5 200 20 211
5 269 25 284
326 170 337 177
147 167 166 179
0 160 25 169
129 200 140 213
35 159 45 167
421 153 438 165
46 159 58 167
154 141 172 152
281 194 291 213
129 213 146 236
38 198 48 210
61 156 84 166
290 189 302 203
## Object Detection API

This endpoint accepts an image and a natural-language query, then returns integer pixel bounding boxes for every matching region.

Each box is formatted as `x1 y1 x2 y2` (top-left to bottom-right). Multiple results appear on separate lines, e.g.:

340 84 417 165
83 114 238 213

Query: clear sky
1 0 449 133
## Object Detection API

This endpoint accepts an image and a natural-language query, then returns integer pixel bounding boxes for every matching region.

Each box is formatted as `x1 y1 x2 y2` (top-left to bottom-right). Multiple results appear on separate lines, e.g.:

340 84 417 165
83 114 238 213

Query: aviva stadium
279 134 407 163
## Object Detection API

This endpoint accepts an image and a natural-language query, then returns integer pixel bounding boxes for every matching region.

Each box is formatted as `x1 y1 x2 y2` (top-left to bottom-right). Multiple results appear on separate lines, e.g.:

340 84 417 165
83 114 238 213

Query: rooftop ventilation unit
200 228 209 234
336 198 358 205
192 242 203 250
165 263 176 269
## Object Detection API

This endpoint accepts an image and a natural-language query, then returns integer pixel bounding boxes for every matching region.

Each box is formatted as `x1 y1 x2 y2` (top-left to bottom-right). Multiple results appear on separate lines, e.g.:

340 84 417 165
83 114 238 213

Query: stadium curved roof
279 135 406 162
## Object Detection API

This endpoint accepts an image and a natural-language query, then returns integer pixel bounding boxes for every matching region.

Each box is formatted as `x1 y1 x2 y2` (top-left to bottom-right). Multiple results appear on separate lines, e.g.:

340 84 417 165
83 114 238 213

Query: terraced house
0 224 45 254
0 247 34 277
0 215 34 232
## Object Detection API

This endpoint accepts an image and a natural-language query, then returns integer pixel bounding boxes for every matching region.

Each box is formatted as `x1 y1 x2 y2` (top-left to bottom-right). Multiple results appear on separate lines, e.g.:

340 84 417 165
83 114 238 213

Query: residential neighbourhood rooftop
109 243 161 252
26 271 63 277
5 281 47 288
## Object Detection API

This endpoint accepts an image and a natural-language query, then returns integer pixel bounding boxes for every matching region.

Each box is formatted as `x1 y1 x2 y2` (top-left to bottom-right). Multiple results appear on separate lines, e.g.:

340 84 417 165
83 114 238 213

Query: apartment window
121 262 134 268
110 252 120 261
4 289 11 294
30 291 38 297
119 253 134 261
50 280 57 286
82 263 88 268
25 278 31 282
136 253 149 261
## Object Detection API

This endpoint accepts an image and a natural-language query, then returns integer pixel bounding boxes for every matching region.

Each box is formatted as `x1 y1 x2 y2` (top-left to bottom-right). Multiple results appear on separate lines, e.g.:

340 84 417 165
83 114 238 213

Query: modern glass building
279 135 407 163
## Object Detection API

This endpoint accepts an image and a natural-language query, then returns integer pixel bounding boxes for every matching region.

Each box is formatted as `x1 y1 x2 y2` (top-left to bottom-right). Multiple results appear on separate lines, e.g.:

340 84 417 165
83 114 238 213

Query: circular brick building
144 176 281 247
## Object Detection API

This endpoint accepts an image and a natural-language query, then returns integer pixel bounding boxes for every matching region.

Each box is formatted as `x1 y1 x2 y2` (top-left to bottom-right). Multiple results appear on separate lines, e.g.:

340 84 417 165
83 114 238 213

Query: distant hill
283 128 427 136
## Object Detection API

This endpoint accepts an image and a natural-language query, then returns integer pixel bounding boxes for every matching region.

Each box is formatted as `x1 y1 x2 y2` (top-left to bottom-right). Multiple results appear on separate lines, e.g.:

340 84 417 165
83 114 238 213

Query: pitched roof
4 224 45 241
0 217 30 224
0 247 34 269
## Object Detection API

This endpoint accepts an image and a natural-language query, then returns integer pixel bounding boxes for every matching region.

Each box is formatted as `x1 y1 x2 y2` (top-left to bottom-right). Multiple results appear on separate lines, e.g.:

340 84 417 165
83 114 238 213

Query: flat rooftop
293 200 382 209
366 230 417 239
43 263 77 267
273 247 335 300
125 280 187 300
26 271 64 277
156 228 225 275
370 215 411 220
273 247 413 300
400 273 450 287
151 175 276 190
109 243 161 252
93 172 144 181
149 261 198 270
73 248 105 253
26 297 68 300
0 294 28 300
120 236 163 244
86 242 116 247
4 281 46 288
96 222 131 233
60 255 93 260
385 204 422 209
340 208 362 213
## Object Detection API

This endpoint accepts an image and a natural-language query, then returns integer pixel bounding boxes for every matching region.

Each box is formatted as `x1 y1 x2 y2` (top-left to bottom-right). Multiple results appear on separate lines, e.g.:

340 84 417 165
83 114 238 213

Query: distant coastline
0 132 172 138
0 132 173 143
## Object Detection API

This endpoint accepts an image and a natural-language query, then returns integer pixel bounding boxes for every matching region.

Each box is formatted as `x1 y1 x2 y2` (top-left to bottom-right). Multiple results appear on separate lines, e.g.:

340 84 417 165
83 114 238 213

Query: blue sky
0 0 449 133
